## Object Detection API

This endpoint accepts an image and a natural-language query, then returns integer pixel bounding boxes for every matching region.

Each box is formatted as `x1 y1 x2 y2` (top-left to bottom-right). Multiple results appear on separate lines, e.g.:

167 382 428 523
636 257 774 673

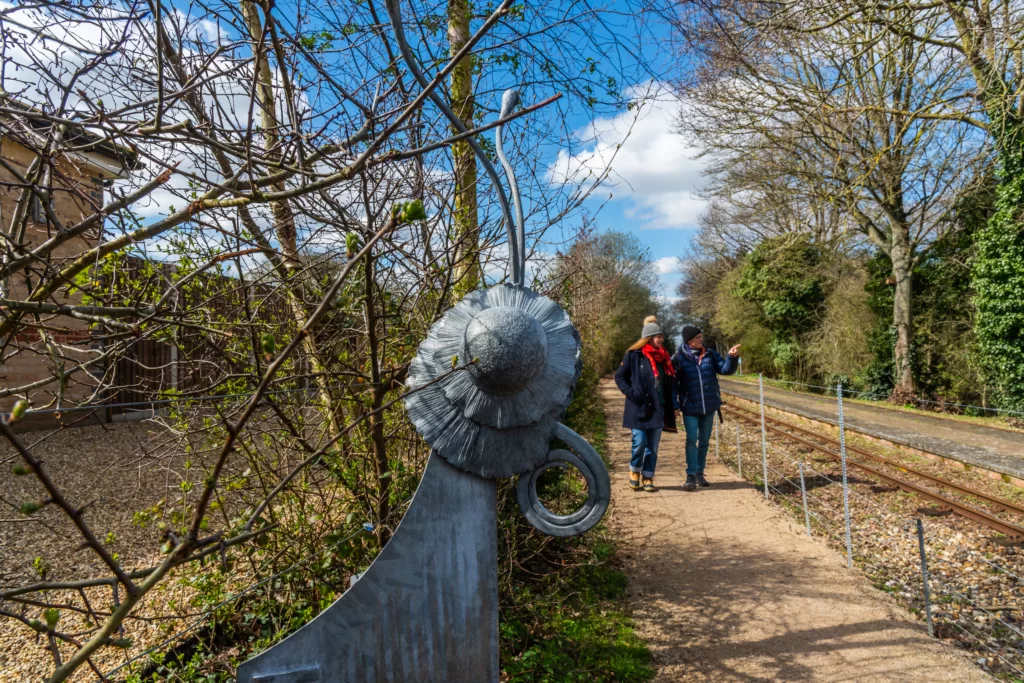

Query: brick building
0 101 139 415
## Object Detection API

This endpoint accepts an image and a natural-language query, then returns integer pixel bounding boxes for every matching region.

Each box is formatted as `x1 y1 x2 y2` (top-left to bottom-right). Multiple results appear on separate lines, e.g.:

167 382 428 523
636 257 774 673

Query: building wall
0 135 113 414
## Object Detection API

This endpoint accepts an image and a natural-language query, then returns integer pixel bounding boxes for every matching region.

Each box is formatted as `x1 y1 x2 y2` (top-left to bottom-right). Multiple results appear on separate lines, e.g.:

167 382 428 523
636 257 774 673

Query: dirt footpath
600 379 988 682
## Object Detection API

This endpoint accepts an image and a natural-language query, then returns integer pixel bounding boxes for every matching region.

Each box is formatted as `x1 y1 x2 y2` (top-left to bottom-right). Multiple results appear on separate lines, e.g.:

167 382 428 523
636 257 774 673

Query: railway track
721 402 1024 539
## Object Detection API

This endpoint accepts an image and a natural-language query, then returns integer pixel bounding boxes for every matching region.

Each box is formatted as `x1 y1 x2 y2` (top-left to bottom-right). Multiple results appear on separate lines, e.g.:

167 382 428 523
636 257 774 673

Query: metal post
799 462 811 535
736 425 742 478
838 384 853 569
916 519 935 637
759 374 768 499
715 420 720 463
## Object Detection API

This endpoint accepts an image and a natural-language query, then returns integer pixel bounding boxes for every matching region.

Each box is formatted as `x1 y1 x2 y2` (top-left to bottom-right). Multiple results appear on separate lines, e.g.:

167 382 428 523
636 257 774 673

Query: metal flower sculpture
236 3 609 681
402 86 610 534
392 16 609 537
404 285 582 479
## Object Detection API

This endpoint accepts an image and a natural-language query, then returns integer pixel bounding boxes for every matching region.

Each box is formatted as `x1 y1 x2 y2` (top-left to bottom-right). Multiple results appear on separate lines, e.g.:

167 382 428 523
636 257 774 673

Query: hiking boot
642 478 657 493
628 472 641 491
696 473 711 488
682 474 697 492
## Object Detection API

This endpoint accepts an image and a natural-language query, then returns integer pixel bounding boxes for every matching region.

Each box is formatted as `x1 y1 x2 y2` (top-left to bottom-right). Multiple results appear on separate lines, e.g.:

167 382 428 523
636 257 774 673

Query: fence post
715 419 720 463
838 384 853 569
736 425 742 478
759 374 768 499
916 519 935 637
799 461 811 535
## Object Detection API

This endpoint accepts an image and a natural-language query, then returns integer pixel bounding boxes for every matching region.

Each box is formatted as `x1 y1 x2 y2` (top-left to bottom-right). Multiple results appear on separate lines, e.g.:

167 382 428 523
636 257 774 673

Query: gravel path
0 420 198 682
719 378 1024 480
600 379 989 682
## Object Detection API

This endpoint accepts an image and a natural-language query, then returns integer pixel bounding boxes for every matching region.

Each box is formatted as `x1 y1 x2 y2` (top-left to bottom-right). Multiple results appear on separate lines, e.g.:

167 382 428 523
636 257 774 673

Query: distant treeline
676 196 998 411
670 0 1024 412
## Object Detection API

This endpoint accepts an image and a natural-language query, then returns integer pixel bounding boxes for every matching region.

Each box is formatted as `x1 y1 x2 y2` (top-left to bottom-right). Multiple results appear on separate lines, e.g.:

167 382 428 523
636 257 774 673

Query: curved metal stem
515 422 611 537
385 0 522 285
496 89 525 285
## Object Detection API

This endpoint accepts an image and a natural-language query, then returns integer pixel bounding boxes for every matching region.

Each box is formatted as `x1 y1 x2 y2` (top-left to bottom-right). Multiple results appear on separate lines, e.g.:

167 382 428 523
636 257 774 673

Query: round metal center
464 306 548 395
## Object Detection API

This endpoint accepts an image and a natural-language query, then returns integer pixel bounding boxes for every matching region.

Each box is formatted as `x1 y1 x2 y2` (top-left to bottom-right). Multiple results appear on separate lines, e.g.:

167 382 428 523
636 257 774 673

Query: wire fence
715 374 1024 677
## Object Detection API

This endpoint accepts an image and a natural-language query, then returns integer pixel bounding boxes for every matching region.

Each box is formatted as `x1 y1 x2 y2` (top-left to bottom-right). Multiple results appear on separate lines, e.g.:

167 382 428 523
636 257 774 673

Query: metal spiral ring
516 422 611 537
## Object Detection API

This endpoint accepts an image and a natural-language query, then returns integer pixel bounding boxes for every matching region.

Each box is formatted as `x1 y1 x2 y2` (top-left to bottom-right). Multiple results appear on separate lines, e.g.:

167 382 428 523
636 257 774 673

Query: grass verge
498 364 653 682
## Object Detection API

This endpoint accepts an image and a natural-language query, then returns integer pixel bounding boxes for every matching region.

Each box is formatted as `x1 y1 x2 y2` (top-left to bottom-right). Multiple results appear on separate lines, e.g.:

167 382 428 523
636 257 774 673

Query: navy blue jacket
672 346 737 416
614 349 678 432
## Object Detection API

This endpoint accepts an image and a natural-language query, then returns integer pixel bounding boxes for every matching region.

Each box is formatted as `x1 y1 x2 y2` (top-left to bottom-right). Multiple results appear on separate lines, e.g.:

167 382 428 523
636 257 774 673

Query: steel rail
722 405 1024 538
723 398 1024 517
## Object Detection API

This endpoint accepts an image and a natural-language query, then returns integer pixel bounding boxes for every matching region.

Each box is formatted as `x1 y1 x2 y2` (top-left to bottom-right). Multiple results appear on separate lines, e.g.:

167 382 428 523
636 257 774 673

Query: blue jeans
630 428 662 479
683 413 716 476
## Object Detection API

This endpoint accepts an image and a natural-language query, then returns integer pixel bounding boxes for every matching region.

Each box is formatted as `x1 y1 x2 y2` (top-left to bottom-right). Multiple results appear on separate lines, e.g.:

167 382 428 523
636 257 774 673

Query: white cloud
548 84 708 229
654 256 679 274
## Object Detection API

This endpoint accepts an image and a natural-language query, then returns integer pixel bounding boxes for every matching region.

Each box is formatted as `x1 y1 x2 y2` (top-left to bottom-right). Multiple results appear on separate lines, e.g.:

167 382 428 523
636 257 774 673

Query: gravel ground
1 410 372 682
723 393 1024 680
0 419 204 682
600 379 991 682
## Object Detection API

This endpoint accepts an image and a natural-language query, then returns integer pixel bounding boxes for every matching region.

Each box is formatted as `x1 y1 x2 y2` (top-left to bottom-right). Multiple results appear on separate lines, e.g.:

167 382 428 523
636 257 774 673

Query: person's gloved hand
630 389 646 406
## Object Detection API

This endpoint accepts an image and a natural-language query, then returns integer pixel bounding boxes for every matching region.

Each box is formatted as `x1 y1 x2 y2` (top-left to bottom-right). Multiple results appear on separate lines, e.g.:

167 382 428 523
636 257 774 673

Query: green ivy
973 126 1024 411
734 234 826 378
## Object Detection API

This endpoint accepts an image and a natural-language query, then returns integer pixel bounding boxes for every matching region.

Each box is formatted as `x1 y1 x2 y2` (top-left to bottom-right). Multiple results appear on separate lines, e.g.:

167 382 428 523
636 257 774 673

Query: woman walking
614 316 677 492
673 326 740 491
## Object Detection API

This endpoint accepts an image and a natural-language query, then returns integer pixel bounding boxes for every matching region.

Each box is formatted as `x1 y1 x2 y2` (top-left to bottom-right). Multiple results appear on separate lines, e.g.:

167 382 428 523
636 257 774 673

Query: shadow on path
601 379 987 682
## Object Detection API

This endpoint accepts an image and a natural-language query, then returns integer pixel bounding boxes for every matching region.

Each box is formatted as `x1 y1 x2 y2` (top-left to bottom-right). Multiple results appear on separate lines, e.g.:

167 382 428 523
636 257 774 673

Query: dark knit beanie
682 325 702 344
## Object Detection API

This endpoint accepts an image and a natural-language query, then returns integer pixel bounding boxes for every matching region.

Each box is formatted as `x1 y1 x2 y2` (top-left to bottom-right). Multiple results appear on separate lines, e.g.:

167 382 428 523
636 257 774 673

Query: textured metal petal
431 285 581 429
404 284 582 479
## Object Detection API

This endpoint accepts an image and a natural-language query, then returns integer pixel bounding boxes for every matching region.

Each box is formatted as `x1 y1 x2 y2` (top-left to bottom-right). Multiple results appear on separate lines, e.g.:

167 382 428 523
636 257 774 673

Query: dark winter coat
672 345 737 416
614 349 678 432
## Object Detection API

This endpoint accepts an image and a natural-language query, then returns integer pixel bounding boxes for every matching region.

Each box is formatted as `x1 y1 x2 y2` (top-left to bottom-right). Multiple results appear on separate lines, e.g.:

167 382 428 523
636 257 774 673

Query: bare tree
0 0 552 678
675 2 989 392
0 0 677 677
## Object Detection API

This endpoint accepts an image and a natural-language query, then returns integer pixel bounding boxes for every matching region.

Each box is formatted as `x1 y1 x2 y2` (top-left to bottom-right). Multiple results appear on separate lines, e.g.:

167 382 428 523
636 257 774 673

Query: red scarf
642 343 675 378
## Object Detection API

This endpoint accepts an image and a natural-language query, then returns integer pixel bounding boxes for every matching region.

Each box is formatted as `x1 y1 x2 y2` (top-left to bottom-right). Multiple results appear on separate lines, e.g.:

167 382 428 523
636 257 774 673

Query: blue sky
547 87 706 300
2 0 704 297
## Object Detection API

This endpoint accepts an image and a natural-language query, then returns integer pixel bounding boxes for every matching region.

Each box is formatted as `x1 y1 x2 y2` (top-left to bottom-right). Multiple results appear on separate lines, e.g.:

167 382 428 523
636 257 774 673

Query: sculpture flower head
405 284 582 479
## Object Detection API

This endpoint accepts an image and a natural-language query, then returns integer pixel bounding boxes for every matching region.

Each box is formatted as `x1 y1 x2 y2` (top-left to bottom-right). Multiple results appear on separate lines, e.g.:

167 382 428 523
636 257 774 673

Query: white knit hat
640 315 663 338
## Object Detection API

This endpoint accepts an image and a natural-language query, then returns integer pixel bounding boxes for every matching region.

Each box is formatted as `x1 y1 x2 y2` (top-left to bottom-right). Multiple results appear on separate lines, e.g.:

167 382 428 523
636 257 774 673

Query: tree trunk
241 0 346 436
240 0 300 272
890 234 916 394
363 249 391 547
448 0 479 296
